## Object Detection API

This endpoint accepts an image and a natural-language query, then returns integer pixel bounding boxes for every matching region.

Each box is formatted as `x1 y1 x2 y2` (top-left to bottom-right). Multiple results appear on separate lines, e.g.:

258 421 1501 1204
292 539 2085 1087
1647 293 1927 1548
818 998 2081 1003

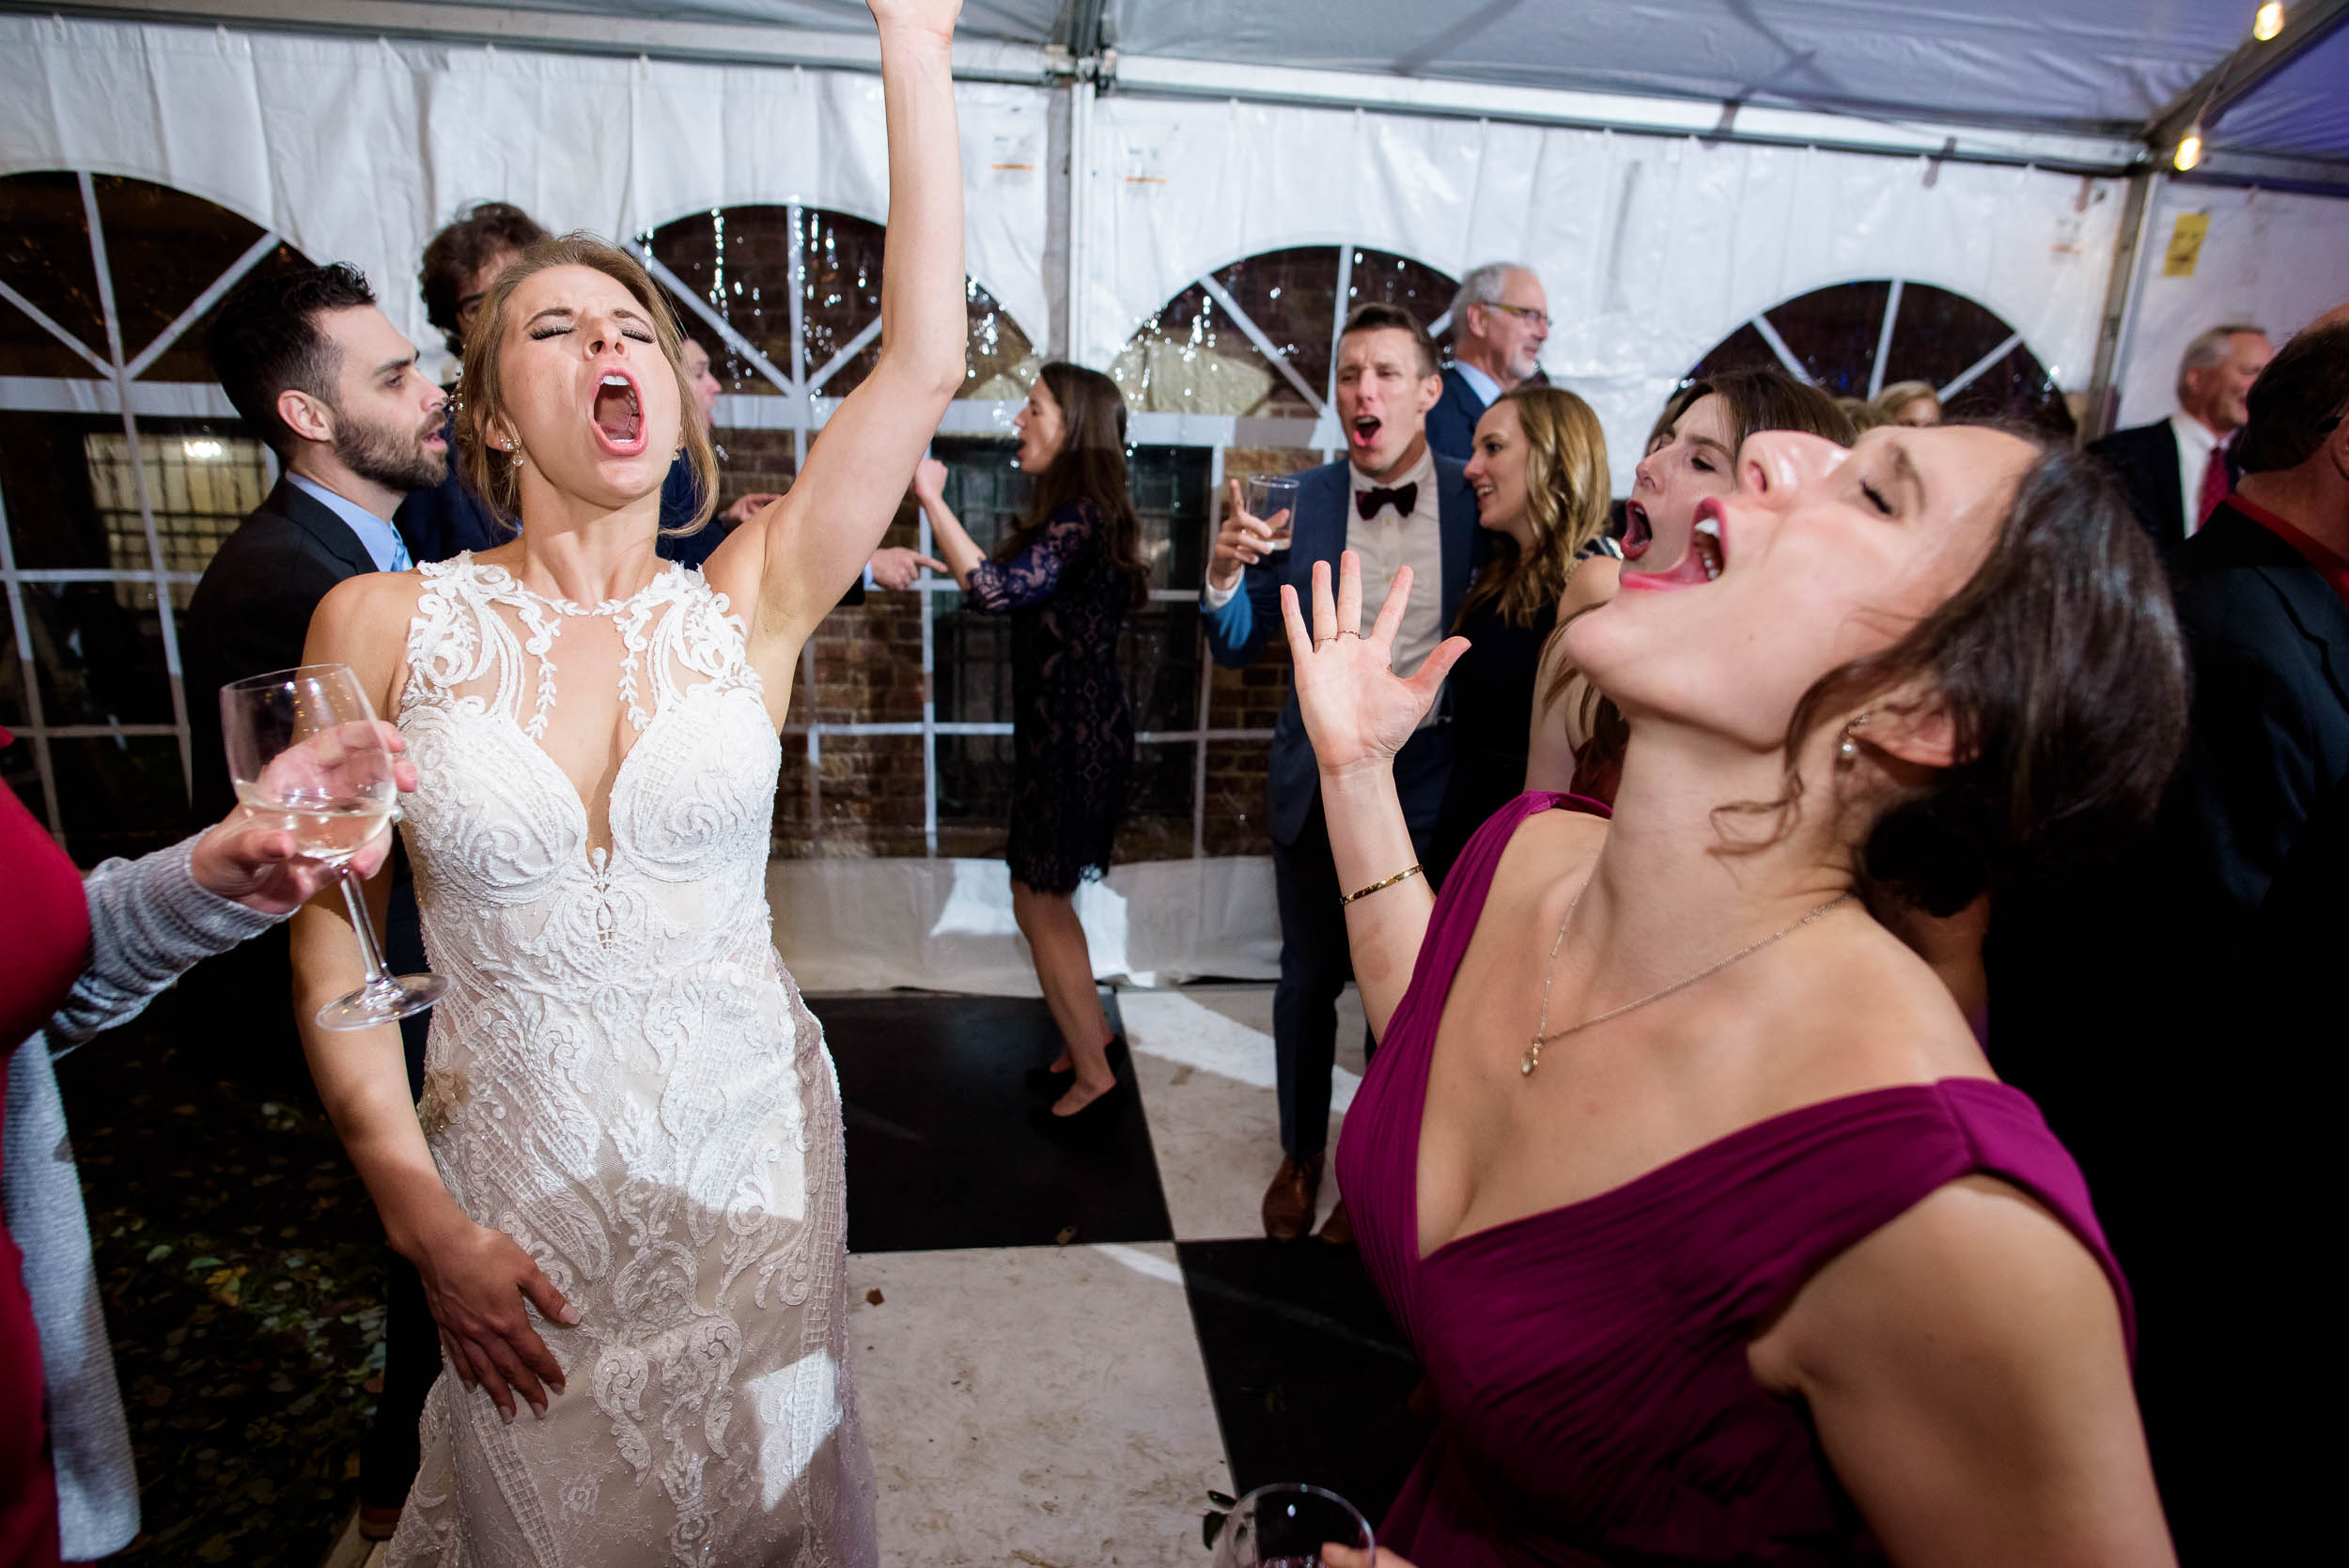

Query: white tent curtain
2116 182 2349 429
0 13 1054 361
1082 92 2131 476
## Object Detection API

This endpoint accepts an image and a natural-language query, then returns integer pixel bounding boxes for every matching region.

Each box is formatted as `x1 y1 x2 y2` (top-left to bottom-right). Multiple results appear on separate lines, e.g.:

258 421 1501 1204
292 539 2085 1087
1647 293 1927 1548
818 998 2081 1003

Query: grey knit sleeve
43 832 288 1057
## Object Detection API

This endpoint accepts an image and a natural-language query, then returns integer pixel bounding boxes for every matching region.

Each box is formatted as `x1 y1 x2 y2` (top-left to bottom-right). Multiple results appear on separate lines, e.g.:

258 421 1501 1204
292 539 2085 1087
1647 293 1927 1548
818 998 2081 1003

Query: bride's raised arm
711 0 967 691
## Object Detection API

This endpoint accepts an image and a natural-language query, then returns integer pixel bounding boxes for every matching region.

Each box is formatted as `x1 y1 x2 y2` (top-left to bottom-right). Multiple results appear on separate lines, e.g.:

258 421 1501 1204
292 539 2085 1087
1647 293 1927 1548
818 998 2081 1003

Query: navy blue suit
1424 365 1491 462
1204 452 1480 1158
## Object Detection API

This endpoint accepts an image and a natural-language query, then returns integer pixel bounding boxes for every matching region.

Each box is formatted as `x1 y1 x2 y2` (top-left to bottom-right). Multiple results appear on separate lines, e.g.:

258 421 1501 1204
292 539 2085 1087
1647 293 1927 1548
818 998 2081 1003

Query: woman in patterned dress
285 3 970 1561
910 365 1148 1126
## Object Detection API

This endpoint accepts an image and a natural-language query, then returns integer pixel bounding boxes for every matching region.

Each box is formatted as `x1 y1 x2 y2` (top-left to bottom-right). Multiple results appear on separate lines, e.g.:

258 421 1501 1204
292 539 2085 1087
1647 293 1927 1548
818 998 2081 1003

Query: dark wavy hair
2234 318 2349 475
205 261 379 457
1002 362 1150 608
420 201 547 356
1727 438 2189 915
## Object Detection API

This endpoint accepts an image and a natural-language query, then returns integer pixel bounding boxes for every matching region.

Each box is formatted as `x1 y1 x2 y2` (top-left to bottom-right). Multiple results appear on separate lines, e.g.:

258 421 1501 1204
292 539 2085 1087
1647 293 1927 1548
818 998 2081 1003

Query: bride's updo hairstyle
454 233 719 535
1759 439 2188 917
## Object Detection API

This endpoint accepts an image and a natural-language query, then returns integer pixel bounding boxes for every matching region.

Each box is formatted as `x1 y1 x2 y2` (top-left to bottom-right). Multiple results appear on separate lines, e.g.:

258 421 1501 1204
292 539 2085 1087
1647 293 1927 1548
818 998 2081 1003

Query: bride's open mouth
591 368 647 456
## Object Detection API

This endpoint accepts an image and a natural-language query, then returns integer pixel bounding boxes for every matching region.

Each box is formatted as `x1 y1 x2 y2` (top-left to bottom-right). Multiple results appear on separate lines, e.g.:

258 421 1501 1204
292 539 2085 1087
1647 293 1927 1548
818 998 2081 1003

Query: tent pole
2082 169 2162 442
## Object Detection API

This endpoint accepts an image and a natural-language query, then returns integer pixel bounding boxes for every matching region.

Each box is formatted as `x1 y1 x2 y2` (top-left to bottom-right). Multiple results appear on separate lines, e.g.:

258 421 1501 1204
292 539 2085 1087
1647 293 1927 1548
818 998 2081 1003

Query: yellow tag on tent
2163 212 2211 277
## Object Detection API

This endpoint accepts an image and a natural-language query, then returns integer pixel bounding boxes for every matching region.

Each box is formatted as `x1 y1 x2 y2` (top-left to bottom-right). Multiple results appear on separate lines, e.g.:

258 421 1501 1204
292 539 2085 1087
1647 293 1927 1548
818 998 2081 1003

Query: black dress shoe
1028 1079 1124 1137
1023 1063 1077 1096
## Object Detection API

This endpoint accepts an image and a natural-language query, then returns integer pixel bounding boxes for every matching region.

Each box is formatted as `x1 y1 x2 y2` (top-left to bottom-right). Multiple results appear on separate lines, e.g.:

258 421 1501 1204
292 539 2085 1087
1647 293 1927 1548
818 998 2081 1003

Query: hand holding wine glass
221 664 445 1029
192 718 417 914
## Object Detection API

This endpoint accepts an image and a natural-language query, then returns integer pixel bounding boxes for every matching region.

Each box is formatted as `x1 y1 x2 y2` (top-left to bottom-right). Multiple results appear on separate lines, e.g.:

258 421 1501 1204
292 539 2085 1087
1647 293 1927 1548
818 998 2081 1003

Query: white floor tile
1121 986 1366 1241
848 1244 1231 1567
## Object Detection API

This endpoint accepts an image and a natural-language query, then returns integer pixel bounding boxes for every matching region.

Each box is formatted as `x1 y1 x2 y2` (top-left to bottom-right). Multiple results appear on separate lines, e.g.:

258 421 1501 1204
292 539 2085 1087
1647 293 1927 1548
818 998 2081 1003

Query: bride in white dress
288 5 967 1560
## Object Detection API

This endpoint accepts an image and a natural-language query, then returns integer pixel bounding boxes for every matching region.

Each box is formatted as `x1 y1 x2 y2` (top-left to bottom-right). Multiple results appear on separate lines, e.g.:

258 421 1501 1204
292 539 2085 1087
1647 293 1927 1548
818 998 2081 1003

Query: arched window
1688 279 2075 435
1112 244 1456 421
1 170 311 861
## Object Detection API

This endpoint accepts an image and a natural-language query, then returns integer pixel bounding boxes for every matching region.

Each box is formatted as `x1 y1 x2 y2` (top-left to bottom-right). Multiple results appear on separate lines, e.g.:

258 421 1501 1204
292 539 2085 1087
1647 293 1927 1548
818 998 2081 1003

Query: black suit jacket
183 476 383 823
2086 420 2186 548
2166 501 2349 919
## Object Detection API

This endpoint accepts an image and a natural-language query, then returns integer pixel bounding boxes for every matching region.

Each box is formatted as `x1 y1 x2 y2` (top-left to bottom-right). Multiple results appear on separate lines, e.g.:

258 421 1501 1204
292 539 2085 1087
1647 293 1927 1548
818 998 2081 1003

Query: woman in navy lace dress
913 363 1147 1126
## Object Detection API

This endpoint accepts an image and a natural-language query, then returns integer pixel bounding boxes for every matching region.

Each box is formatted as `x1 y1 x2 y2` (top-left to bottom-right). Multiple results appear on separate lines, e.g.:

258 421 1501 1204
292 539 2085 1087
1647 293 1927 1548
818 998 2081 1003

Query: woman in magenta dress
1289 426 2183 1564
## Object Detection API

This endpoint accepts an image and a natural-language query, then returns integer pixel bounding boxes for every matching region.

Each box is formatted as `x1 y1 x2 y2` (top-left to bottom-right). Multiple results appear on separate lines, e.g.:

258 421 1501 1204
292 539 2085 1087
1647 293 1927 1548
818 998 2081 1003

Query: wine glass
1211 1483 1373 1568
1244 474 1301 551
220 664 445 1031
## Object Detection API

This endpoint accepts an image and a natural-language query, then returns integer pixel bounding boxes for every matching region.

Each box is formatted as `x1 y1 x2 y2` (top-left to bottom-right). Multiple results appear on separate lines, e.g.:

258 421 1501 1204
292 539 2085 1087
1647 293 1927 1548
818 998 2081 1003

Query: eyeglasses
1485 303 1550 330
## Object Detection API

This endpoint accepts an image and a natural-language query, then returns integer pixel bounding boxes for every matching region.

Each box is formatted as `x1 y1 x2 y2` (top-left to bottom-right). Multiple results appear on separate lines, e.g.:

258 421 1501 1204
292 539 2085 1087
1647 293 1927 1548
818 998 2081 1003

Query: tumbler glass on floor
1213 1483 1374 1568
220 663 445 1028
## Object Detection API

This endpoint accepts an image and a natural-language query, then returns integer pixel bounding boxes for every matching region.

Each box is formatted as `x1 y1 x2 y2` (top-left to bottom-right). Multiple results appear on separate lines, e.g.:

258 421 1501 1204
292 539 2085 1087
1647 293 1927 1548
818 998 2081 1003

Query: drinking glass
220 664 445 1031
1243 474 1301 551
1211 1483 1374 1568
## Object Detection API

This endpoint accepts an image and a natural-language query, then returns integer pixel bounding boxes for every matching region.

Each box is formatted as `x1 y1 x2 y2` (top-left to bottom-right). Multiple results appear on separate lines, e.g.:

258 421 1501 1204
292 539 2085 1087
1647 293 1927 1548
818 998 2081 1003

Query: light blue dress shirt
1452 360 1501 409
287 473 412 573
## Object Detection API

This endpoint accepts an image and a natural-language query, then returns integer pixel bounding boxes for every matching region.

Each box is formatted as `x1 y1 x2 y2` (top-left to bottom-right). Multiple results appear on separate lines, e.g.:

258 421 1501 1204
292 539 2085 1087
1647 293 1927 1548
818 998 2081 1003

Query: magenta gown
1334 793 2133 1566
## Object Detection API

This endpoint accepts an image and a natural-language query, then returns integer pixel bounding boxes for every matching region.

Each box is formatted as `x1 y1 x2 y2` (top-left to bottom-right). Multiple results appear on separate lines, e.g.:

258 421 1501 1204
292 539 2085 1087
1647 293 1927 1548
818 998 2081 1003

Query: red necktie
2195 433 2233 532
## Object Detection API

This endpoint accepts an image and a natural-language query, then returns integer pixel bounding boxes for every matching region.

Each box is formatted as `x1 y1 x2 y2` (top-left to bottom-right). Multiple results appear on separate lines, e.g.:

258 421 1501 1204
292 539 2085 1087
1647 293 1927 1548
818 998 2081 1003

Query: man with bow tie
1203 302 1480 1244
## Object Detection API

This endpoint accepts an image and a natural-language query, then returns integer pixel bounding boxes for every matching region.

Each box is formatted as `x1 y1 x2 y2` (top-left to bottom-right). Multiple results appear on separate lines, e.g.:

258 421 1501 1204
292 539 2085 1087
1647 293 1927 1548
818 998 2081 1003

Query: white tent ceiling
351 0 2348 173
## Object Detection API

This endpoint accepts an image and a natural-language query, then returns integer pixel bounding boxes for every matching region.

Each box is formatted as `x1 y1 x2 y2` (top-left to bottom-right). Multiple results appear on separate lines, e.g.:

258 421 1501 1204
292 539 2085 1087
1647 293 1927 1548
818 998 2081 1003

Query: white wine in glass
220 664 445 1030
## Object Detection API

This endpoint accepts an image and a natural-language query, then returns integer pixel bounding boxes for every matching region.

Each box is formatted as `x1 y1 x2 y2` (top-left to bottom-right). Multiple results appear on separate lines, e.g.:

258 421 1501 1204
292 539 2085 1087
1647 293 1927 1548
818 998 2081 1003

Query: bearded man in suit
181 259 448 1542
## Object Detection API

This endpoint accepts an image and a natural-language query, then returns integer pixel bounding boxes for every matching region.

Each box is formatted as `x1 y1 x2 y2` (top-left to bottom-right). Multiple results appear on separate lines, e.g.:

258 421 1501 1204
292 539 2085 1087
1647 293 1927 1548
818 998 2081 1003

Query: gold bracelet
1340 863 1424 907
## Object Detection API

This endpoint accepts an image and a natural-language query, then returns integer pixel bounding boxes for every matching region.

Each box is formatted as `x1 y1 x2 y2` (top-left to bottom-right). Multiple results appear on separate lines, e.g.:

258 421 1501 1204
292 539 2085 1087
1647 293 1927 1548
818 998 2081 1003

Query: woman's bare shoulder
1485 800 1608 908
1561 555 1621 616
314 567 430 641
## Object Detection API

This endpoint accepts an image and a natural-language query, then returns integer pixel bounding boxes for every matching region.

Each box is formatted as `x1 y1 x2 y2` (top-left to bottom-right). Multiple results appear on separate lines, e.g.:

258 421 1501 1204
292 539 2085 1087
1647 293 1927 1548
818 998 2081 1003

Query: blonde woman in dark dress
1428 387 1616 886
912 364 1149 1127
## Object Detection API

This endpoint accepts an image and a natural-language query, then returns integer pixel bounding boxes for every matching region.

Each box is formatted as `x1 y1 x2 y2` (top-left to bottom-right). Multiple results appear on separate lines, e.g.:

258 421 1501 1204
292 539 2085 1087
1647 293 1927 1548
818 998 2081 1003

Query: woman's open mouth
1623 500 1653 559
1621 500 1727 591
591 369 646 455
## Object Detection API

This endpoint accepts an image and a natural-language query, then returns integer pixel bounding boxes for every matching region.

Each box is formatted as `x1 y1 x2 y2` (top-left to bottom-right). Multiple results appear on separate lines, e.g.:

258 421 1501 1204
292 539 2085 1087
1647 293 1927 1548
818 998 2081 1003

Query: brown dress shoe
1261 1154 1323 1240
1316 1197 1354 1246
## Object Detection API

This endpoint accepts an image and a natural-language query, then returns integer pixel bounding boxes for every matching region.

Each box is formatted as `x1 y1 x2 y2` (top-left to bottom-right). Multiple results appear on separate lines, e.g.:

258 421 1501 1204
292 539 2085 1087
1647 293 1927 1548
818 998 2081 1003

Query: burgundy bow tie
1358 483 1418 520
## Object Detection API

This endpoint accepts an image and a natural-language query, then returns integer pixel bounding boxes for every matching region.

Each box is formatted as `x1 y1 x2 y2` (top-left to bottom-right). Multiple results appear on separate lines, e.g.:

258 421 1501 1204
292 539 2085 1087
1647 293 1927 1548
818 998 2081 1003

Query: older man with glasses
1427 261 1549 459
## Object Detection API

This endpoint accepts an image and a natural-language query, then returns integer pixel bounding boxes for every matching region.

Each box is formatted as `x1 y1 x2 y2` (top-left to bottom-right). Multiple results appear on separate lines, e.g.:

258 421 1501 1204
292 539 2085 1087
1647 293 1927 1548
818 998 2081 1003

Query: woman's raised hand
1279 551 1469 782
910 456 948 505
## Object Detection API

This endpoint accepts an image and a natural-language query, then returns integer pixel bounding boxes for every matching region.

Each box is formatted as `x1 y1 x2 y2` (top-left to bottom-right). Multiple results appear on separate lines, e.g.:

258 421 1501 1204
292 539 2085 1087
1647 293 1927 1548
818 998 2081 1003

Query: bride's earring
1837 712 1872 766
504 440 525 469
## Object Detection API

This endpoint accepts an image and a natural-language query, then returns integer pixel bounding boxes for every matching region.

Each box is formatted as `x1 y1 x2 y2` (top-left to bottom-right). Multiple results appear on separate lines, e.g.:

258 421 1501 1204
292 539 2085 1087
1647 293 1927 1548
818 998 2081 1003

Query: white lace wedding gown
382 555 877 1567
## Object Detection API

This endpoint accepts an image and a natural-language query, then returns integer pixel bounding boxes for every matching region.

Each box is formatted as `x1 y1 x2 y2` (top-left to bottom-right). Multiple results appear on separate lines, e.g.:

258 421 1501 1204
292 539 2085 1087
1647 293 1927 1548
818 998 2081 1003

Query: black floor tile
815 991 1173 1253
1177 1238 1435 1531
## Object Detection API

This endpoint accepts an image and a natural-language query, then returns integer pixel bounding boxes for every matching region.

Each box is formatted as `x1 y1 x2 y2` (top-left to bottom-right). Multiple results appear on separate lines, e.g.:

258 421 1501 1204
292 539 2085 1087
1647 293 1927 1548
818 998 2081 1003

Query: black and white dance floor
331 984 1430 1567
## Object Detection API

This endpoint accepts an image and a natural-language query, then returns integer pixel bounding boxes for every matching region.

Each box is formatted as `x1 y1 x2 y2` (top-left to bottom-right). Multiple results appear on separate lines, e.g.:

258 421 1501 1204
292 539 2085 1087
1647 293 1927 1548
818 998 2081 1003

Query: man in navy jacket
1425 261 1548 460
1204 303 1480 1242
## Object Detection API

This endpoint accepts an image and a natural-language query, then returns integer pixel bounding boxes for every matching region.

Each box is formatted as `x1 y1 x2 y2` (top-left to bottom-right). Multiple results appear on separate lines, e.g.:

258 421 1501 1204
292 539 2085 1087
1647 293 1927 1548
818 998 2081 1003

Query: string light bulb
2253 3 2285 42
2175 129 2205 172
